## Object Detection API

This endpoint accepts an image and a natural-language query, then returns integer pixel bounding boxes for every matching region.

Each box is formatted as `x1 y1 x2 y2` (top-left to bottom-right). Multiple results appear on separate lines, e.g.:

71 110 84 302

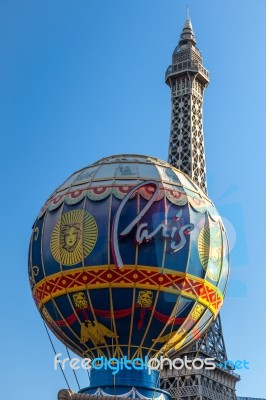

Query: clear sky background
0 0 265 398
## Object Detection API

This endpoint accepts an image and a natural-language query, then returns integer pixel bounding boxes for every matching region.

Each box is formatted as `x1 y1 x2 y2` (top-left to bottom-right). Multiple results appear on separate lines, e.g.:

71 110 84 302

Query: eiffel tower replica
57 12 241 400
160 14 240 400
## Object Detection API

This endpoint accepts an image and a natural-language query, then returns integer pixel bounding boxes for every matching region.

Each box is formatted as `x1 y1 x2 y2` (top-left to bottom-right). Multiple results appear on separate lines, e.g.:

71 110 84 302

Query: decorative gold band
33 265 223 316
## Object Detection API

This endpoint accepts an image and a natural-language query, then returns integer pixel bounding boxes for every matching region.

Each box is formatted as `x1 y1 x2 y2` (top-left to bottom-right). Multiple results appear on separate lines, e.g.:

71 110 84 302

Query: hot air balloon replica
28 154 229 399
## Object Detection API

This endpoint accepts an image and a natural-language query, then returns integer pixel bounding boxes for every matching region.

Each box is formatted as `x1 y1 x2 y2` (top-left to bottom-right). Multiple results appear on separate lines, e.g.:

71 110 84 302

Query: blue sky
0 0 265 398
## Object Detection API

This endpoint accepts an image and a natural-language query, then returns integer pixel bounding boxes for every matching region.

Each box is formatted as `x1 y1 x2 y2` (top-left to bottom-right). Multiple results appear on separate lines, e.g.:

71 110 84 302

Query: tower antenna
186 4 190 20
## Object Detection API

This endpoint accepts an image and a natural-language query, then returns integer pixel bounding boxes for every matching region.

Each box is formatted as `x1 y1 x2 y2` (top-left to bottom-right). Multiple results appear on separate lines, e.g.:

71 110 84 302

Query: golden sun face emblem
198 225 223 281
51 210 98 266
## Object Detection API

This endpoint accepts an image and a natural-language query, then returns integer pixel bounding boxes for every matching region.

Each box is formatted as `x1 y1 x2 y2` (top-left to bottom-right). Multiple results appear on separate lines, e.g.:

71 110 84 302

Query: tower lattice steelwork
160 16 240 400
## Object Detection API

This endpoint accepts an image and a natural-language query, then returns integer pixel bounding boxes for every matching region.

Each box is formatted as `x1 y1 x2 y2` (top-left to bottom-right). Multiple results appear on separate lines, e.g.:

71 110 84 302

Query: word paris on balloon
112 181 194 269
53 354 216 375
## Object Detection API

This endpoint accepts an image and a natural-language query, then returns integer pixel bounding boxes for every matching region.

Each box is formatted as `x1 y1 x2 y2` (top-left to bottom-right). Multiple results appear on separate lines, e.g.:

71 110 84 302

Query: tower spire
165 13 209 192
179 13 196 46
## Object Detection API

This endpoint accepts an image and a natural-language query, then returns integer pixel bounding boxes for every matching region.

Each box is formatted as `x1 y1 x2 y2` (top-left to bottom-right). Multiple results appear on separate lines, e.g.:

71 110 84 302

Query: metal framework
161 16 240 400
166 18 209 193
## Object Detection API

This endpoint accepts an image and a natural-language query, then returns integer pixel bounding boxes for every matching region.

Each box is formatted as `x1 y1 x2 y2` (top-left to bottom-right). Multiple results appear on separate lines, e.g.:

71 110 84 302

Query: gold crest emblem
42 306 53 324
190 304 205 321
51 210 98 266
137 290 153 308
73 292 88 309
